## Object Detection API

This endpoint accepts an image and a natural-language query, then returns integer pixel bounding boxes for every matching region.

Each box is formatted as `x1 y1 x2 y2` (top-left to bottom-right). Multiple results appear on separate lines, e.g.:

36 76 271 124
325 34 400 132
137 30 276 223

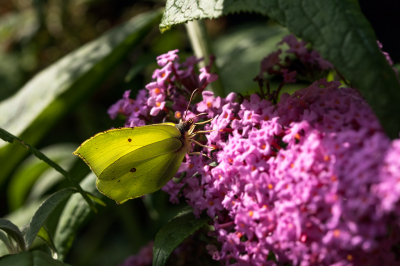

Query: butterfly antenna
184 88 198 121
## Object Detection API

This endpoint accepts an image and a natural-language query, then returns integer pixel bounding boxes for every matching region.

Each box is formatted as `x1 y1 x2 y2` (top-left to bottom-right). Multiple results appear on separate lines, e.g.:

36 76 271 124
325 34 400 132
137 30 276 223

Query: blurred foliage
0 0 398 266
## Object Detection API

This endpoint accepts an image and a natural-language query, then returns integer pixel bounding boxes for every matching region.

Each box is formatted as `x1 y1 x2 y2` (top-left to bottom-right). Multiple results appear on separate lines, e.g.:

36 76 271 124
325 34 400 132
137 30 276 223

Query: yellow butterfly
73 90 212 204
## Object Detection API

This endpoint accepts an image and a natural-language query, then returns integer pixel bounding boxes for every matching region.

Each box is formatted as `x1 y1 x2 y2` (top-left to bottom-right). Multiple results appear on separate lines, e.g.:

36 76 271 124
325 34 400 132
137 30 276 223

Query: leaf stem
185 20 225 96
0 127 97 213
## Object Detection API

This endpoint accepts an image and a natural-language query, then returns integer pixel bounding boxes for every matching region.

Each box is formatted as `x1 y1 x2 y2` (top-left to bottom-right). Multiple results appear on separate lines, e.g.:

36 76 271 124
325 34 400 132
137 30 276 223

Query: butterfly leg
192 139 215 150
194 129 216 134
195 118 214 125
189 152 211 159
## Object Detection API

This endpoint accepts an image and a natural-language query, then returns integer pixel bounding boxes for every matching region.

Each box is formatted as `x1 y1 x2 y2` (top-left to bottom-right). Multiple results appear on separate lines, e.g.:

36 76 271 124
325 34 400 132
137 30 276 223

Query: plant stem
185 20 225 96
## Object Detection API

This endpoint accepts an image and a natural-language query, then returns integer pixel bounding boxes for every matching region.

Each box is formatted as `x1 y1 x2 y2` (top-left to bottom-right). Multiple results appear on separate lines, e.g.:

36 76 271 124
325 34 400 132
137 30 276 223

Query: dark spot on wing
112 177 115 180
130 168 136 173
118 180 121 183
128 138 132 142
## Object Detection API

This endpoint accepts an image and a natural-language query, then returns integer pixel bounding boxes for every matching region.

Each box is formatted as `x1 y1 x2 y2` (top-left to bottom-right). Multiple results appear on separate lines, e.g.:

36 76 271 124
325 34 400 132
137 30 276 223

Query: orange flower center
333 229 340 237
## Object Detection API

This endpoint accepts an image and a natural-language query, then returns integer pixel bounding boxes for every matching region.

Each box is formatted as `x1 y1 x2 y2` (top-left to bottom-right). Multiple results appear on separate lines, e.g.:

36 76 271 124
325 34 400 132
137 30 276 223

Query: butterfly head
175 117 195 135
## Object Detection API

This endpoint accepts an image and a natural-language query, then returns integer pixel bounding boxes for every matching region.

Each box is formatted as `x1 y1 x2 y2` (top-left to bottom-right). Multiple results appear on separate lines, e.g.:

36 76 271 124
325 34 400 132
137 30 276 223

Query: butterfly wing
96 138 187 203
73 123 187 203
73 123 179 177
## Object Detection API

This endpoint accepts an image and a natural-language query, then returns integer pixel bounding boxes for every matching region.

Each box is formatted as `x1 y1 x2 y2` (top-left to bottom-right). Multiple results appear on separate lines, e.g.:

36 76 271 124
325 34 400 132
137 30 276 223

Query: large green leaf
24 188 77 250
0 9 163 183
54 173 105 261
160 0 400 139
153 208 210 266
0 250 70 266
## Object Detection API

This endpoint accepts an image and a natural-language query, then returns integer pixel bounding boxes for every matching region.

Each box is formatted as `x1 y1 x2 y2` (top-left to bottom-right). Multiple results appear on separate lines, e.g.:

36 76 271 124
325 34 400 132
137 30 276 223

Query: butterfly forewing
99 138 182 180
73 124 180 177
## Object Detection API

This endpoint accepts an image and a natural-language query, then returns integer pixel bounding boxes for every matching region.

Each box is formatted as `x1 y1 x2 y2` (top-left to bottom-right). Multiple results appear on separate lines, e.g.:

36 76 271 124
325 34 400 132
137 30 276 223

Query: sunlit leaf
37 226 58 259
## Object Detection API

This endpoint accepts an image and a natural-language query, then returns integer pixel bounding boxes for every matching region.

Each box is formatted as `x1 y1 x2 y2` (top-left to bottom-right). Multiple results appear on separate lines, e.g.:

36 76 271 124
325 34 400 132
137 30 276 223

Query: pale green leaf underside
160 0 400 138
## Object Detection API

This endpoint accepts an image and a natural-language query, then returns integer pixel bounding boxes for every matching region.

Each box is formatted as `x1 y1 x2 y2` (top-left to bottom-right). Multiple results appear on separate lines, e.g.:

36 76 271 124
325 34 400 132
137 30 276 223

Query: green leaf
0 219 26 252
185 20 225 96
24 188 77 250
0 128 96 213
213 23 289 94
86 192 106 207
37 226 58 259
153 208 210 266
0 201 42 256
54 173 105 261
0 230 14 254
160 0 400 139
8 143 77 211
0 9 163 184
0 250 70 266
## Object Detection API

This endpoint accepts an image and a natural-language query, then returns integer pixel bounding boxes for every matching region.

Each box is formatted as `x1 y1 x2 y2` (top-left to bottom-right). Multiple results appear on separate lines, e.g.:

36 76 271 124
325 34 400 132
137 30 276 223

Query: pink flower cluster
110 39 400 266
119 242 153 266
162 80 400 265
259 34 333 81
107 49 218 127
